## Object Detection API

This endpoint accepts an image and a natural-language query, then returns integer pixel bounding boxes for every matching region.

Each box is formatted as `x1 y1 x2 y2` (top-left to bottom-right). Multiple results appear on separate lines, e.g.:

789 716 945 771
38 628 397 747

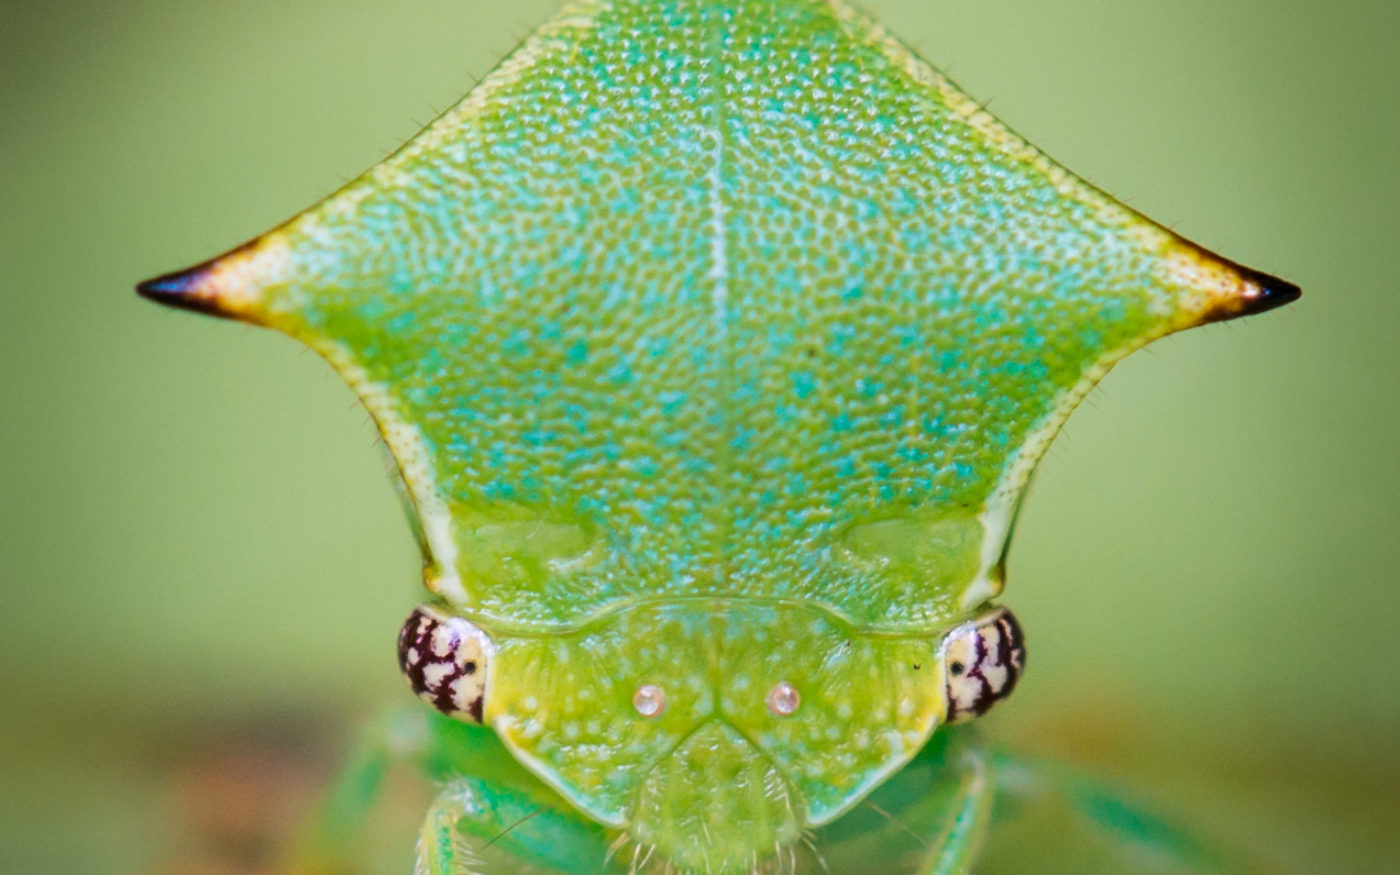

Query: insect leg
801 727 996 875
913 746 995 875
986 750 1263 873
286 707 613 875
415 776 616 875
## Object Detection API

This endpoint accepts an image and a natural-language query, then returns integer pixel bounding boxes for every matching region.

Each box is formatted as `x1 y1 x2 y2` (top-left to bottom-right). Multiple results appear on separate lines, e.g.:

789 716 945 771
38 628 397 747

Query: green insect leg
916 748 995 875
288 707 614 875
986 750 1265 874
415 775 617 875
803 726 996 875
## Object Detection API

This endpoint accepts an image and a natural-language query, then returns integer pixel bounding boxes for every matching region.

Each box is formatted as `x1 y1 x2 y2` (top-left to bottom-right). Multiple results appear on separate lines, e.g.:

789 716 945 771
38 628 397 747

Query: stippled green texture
227 0 1226 629
489 603 942 826
141 0 1294 870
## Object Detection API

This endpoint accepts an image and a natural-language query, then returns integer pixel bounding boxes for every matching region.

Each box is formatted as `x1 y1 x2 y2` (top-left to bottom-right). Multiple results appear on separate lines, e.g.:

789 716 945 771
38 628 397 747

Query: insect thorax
432 502 999 629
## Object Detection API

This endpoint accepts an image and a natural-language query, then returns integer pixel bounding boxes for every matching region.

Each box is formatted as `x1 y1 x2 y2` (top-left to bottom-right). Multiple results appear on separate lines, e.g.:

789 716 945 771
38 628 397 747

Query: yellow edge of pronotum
313 342 469 605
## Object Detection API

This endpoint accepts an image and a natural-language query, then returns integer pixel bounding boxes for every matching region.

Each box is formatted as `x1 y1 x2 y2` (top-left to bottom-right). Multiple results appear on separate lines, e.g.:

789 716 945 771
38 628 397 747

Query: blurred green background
2 0 1396 872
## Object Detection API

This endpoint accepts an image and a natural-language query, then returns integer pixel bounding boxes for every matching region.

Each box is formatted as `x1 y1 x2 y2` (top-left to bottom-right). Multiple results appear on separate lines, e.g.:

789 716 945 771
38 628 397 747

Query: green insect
138 0 1298 872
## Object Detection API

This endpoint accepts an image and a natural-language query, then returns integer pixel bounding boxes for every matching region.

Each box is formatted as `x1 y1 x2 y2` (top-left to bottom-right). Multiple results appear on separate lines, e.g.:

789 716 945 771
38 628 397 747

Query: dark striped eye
397 605 493 723
941 607 1026 724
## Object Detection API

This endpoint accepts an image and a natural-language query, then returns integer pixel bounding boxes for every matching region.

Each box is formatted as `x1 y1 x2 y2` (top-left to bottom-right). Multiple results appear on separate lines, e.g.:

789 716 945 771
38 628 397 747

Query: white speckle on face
766 681 800 717
633 684 666 718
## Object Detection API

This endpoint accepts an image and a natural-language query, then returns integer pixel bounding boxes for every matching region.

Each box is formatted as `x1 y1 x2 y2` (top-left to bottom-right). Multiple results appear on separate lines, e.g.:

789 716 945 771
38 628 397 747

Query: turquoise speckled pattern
139 0 1298 870
138 0 1292 629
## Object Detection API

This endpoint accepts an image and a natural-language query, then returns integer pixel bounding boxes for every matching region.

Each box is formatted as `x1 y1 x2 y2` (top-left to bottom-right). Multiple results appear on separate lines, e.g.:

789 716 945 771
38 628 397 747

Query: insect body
138 0 1297 871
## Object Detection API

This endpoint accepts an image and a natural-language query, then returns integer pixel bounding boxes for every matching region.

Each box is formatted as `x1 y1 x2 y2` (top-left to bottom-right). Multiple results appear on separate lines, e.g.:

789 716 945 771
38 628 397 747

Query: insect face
433 599 1018 872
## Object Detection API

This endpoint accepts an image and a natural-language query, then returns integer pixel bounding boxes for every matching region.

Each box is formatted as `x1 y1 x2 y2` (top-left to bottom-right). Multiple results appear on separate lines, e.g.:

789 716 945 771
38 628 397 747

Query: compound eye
397 605 493 723
941 607 1026 724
